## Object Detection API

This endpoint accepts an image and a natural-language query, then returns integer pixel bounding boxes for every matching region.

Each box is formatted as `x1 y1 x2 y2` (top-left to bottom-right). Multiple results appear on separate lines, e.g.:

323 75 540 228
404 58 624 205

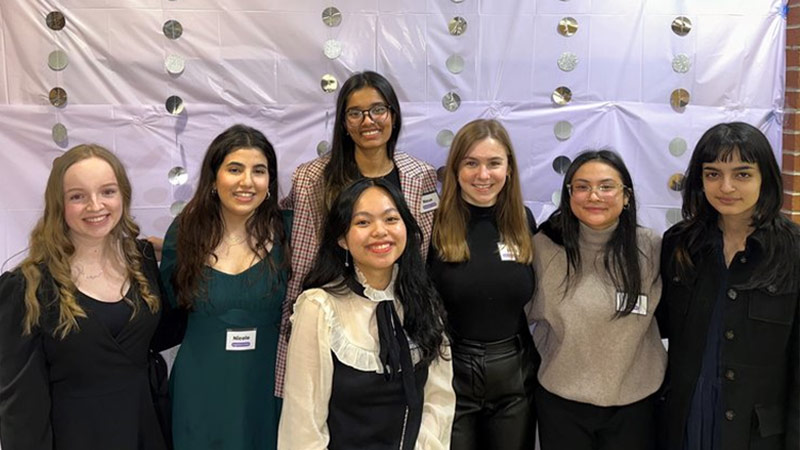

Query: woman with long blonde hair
0 144 175 450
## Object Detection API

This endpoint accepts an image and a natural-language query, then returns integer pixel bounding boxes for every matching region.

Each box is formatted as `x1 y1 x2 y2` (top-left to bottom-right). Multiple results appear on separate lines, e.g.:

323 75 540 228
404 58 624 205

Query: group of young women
0 70 796 450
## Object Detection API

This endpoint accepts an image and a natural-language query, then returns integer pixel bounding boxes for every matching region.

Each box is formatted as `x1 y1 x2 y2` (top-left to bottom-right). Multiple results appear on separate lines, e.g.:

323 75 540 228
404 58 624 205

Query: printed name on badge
226 328 257 351
420 191 440 213
497 242 519 261
615 293 648 315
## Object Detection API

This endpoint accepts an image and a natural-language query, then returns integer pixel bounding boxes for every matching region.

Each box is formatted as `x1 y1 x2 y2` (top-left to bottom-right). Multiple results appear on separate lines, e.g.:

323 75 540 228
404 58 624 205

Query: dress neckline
207 257 264 277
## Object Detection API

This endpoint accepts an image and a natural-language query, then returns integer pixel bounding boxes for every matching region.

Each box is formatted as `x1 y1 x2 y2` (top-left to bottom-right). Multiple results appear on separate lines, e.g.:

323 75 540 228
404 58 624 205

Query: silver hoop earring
266 191 271 200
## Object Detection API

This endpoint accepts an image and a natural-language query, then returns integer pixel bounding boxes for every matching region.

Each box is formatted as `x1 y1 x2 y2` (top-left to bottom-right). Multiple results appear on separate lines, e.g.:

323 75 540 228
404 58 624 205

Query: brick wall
785 0 800 222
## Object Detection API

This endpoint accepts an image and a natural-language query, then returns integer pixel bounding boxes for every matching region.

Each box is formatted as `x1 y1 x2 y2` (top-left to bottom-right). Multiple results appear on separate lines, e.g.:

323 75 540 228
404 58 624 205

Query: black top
362 166 401 191
0 240 177 450
80 293 133 338
328 352 428 450
683 236 728 450
429 204 536 342
658 225 800 450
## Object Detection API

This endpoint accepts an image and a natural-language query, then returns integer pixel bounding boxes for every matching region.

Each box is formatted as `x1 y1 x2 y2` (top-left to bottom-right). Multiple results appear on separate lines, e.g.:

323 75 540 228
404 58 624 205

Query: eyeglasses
345 104 391 124
567 183 627 199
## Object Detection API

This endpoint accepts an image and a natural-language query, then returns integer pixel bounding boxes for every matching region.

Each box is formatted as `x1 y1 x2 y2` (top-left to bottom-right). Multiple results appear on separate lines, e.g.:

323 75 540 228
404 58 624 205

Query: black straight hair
671 122 799 290
541 149 644 316
303 177 447 366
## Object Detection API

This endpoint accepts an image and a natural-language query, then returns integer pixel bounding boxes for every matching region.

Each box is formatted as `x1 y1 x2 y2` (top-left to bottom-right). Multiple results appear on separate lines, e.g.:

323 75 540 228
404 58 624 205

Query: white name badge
226 328 257 351
615 293 648 316
420 192 440 213
497 242 518 261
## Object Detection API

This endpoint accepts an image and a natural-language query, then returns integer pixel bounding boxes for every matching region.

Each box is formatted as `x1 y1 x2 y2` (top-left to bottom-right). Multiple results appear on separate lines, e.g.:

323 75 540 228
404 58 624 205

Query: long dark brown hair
322 71 402 211
540 150 645 316
174 124 289 308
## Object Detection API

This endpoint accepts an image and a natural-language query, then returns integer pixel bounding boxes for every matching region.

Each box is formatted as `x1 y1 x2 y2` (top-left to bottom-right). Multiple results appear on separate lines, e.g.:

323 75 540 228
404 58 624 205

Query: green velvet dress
160 213 290 450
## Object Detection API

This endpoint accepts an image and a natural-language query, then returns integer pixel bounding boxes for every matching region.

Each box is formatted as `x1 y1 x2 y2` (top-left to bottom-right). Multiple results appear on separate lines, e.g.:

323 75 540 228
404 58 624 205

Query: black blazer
657 225 799 450
0 241 179 450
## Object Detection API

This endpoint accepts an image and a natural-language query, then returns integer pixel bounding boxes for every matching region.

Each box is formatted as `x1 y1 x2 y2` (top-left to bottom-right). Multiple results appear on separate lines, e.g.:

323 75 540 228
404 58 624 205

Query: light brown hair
18 144 159 338
433 119 533 263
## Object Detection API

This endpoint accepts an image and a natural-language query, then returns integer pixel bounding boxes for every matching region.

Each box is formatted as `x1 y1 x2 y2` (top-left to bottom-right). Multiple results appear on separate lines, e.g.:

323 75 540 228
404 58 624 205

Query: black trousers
535 384 656 450
450 334 538 450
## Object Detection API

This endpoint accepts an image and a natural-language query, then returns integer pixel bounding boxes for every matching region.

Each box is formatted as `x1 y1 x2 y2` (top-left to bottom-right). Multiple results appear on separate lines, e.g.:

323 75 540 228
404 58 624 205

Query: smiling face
63 157 123 244
214 147 269 222
457 137 509 207
568 161 629 230
702 151 761 223
344 87 394 155
339 186 407 289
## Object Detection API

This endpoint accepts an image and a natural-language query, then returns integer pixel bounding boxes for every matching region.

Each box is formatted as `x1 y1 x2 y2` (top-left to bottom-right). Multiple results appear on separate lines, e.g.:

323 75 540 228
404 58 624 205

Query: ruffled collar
354 265 398 303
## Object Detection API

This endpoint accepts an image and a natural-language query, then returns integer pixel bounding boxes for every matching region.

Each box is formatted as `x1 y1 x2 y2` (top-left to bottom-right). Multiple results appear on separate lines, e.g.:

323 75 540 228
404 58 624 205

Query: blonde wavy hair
18 144 159 338
433 119 534 263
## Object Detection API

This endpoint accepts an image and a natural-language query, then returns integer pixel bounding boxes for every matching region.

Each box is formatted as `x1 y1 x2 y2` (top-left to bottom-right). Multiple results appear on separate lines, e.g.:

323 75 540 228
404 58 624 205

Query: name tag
615 293 648 316
226 328 257 351
420 192 440 213
497 242 518 261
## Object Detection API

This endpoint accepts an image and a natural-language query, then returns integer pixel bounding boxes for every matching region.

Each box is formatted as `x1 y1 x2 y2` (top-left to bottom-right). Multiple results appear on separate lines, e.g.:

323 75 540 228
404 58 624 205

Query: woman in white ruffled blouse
278 178 455 450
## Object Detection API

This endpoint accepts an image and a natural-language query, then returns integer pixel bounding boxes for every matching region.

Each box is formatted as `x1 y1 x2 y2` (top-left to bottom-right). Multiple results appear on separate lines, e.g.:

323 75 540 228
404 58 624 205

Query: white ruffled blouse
277 270 455 450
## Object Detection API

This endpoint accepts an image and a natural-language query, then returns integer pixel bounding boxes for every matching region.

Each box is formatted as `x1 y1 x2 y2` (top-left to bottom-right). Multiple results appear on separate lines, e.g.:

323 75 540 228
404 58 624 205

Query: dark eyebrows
225 161 267 169
352 207 399 218
571 177 618 183
702 164 756 172
346 102 387 111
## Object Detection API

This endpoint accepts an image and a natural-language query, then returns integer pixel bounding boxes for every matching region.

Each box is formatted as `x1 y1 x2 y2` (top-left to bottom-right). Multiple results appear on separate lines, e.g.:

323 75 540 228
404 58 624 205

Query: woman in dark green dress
160 124 291 450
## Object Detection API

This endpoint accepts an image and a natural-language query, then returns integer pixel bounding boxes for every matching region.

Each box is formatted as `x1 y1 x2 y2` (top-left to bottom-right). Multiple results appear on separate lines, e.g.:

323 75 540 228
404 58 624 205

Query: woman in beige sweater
528 150 665 450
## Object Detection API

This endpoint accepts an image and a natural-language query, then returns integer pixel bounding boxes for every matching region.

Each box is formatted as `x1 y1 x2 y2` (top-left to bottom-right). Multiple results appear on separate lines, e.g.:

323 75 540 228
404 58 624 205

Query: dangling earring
344 250 350 267
211 187 217 196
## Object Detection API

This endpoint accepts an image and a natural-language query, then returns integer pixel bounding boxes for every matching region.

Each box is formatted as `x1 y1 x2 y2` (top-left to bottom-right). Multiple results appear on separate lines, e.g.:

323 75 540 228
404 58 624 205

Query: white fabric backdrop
0 0 787 268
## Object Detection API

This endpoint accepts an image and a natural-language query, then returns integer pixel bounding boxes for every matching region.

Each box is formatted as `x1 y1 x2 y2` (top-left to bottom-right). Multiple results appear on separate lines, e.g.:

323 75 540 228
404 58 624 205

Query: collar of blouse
354 265 399 303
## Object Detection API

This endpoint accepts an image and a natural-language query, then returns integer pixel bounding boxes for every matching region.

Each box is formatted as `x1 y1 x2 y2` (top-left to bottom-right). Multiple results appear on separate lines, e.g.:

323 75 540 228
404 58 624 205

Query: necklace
83 269 104 280
223 233 247 246
73 264 105 280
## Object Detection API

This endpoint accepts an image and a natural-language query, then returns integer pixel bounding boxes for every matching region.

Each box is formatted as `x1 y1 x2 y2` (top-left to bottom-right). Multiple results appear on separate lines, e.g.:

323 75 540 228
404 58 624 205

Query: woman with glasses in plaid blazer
274 71 438 397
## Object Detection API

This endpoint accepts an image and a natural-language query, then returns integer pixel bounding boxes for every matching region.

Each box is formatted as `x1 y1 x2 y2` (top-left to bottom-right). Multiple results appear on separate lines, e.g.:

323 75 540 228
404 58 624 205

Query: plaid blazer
274 152 438 397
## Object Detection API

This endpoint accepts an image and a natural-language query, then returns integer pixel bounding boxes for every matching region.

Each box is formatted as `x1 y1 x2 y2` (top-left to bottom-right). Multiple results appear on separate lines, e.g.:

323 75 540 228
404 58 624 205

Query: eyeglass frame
566 182 629 199
344 103 393 125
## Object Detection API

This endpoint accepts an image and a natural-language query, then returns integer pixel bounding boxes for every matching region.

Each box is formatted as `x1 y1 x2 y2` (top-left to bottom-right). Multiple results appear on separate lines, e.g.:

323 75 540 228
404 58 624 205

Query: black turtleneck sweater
429 204 536 342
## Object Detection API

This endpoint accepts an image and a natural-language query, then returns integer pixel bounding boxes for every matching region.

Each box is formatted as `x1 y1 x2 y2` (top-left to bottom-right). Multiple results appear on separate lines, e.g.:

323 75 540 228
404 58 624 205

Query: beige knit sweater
528 222 666 407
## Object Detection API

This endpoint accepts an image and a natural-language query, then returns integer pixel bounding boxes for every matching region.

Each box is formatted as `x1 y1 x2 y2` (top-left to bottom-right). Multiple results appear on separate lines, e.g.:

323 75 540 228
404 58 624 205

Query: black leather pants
450 334 539 450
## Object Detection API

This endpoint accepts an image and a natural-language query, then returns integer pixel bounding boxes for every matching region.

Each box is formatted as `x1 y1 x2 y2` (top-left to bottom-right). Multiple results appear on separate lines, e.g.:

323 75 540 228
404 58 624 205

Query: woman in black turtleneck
429 119 539 450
